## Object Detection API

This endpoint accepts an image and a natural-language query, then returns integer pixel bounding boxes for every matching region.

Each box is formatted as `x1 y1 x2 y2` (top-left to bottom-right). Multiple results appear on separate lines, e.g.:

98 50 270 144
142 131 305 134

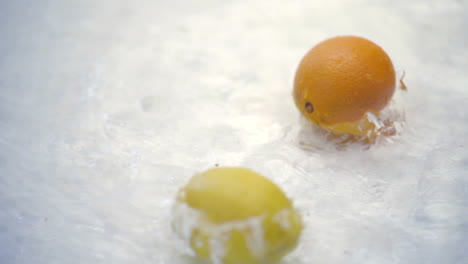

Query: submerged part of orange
293 35 396 138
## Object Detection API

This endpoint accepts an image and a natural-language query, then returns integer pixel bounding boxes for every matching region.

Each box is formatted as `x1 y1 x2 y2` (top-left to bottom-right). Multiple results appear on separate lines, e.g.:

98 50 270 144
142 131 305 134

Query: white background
1 0 467 263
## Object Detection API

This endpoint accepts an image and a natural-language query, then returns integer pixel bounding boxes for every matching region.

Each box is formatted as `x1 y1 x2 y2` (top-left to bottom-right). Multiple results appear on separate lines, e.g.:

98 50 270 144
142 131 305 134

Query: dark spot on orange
305 102 314 113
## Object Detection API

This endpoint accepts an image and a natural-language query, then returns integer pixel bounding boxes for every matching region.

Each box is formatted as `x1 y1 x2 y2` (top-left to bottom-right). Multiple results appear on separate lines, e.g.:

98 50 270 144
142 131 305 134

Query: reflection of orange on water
293 36 403 142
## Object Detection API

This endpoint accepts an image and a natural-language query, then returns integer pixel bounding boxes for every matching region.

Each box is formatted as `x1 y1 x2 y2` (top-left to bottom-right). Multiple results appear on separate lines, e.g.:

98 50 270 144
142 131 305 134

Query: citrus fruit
293 36 396 138
172 167 303 264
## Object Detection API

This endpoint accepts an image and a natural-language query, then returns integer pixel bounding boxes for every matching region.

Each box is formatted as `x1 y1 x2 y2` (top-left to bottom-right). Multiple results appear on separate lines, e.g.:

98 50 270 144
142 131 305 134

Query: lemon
172 167 303 264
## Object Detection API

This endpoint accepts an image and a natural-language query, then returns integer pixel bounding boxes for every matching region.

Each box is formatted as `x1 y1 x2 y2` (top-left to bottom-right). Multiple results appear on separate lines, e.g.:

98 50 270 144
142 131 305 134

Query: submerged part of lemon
172 167 303 264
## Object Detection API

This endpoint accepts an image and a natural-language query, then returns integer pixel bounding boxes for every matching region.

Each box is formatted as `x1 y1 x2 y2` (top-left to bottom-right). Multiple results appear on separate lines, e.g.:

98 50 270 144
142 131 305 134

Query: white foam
171 201 271 262
272 208 292 231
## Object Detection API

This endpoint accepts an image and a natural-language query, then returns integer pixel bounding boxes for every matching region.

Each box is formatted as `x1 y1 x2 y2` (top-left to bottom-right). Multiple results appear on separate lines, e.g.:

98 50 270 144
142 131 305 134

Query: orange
293 36 396 137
